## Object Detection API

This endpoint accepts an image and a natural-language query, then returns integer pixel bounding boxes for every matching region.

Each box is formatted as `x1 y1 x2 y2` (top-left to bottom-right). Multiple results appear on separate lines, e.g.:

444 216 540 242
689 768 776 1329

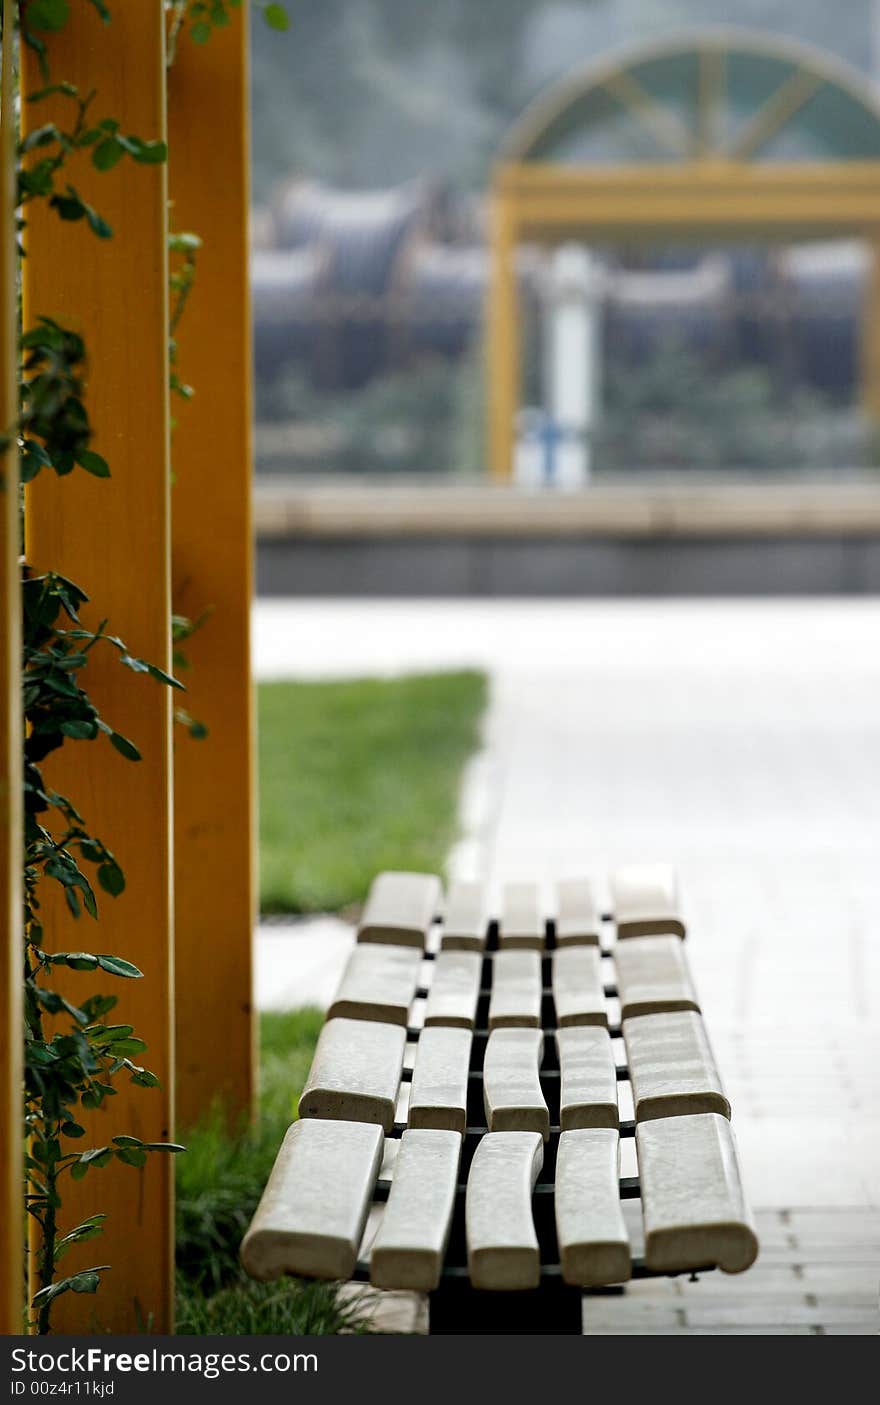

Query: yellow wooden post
486 184 519 482
861 238 880 424
0 0 24 1336
167 6 255 1130
21 3 174 1332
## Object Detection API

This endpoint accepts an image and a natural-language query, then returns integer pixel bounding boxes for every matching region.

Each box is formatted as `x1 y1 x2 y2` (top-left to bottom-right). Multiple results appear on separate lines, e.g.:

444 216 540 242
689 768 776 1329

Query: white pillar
545 244 601 488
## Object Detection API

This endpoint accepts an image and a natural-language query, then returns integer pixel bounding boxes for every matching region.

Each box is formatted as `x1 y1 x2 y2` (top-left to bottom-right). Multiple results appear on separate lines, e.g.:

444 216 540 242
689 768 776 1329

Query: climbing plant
11 0 291 1336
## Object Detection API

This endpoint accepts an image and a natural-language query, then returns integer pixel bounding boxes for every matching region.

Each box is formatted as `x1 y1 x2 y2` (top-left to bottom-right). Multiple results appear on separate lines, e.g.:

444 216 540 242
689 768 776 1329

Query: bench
241 867 758 1334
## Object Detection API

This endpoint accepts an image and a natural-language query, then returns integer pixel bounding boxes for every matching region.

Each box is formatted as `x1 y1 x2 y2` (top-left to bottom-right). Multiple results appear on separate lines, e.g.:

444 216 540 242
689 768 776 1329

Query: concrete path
254 598 880 1334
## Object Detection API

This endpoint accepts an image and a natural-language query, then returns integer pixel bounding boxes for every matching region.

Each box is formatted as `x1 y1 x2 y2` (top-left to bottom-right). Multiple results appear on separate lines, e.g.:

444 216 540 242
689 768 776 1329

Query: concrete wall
257 533 880 596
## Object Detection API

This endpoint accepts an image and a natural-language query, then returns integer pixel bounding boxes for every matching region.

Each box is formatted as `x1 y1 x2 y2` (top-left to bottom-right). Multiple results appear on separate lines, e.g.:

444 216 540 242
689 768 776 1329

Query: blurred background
240 0 880 1337
250 0 880 495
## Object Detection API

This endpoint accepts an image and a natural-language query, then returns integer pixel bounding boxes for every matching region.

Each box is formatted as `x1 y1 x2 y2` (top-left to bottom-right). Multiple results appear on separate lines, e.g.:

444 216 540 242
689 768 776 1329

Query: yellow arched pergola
487 28 880 480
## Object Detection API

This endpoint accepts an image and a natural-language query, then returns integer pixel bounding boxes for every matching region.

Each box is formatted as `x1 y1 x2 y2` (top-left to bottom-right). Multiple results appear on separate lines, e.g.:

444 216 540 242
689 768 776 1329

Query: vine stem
35 1147 57 1335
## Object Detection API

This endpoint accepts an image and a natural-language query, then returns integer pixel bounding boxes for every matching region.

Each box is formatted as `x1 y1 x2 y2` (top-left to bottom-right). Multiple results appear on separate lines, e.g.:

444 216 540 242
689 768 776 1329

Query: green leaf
96 954 142 979
92 137 123 172
60 719 97 740
51 952 98 971
190 20 211 43
111 1134 142 1147
26 0 71 34
76 449 110 477
263 4 289 32
97 861 125 897
109 731 140 761
70 1268 104 1294
115 1146 147 1168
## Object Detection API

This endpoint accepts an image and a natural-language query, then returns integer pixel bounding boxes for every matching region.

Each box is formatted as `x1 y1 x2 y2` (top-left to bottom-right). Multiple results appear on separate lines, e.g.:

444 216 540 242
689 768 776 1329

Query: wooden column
167 6 255 1130
862 236 880 424
0 0 23 1335
486 185 519 482
21 3 174 1332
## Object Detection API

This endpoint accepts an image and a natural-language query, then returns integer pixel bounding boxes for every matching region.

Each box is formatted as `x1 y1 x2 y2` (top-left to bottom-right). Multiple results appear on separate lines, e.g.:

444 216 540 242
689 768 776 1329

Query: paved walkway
255 599 880 1334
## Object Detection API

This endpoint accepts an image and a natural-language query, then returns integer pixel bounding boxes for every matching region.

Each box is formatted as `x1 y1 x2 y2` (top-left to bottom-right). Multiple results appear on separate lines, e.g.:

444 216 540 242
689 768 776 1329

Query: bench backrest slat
423 950 482 1029
298 1017 406 1133
556 1026 619 1131
370 1128 461 1292
240 1119 383 1282
466 1131 544 1291
554 878 601 946
552 945 607 1028
615 935 699 1021
610 863 686 939
623 1010 730 1122
408 1026 472 1136
328 944 422 1027
483 1027 549 1139
488 949 542 1029
637 1112 758 1274
358 870 442 949
555 1128 631 1287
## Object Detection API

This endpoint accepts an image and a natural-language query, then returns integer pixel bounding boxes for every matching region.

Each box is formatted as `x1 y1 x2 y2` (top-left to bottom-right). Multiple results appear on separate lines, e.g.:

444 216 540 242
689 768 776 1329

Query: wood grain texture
167 4 255 1131
0 0 23 1332
21 2 173 1331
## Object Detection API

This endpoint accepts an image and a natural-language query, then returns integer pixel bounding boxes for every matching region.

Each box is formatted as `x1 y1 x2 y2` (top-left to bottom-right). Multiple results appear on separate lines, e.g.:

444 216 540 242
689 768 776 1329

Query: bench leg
428 1279 587 1335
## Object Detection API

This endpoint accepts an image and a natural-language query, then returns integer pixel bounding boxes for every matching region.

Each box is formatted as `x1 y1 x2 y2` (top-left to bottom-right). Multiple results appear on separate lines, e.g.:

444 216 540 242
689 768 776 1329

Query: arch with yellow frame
487 28 880 480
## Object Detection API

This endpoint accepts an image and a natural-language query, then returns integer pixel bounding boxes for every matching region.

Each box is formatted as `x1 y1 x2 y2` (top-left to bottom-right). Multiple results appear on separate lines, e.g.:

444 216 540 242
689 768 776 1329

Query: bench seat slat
358 870 442 949
555 1129 631 1286
328 944 422 1026
466 1131 544 1290
552 945 607 1027
637 1112 759 1274
240 1119 383 1282
555 878 601 946
298 1017 406 1133
483 1027 550 1138
488 949 542 1029
423 950 482 1029
615 934 699 1020
610 863 685 939
624 1010 730 1122
408 1026 472 1135
499 881 544 950
441 880 488 951
557 1026 619 1130
370 1129 461 1291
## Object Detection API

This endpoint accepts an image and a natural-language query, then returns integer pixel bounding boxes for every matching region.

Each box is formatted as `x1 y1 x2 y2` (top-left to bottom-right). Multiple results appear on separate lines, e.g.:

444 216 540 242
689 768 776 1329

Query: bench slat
557 1026 619 1130
423 950 482 1029
637 1112 759 1274
369 1128 461 1291
552 945 607 1027
358 870 442 949
441 880 488 951
483 1027 549 1138
499 881 544 950
624 1010 730 1122
408 1026 472 1135
555 878 601 946
298 1017 406 1133
328 943 422 1027
615 934 699 1020
610 863 685 939
240 1119 383 1282
555 1129 631 1286
466 1131 544 1290
488 949 542 1029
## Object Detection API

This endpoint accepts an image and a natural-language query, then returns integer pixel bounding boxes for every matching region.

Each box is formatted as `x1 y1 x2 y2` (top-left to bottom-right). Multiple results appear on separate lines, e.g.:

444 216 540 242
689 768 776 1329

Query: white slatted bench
242 868 758 1334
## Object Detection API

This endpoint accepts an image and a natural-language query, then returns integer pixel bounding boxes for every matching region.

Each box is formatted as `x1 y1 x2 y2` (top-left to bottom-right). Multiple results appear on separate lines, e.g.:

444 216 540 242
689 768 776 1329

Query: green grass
175 1009 355 1335
258 671 487 913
